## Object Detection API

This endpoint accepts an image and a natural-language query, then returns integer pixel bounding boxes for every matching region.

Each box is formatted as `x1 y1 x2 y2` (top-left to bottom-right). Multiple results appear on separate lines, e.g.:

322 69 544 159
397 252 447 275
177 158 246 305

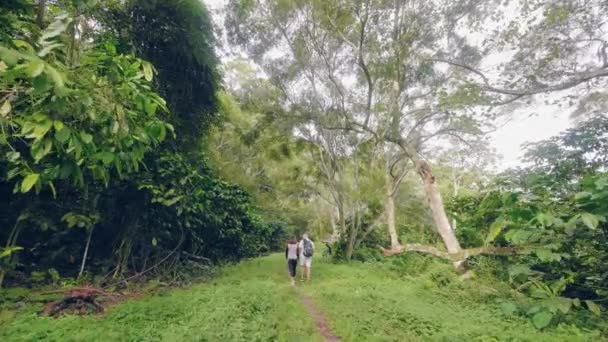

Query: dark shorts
287 259 297 277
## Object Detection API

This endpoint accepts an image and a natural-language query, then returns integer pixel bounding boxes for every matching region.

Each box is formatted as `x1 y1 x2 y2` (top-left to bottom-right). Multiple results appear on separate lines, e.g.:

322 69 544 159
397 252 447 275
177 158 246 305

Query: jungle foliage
0 0 285 288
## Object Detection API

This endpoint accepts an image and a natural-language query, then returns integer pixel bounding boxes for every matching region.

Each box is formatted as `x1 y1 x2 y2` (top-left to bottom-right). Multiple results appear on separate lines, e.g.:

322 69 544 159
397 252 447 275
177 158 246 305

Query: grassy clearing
303 255 603 341
1 253 604 341
0 255 321 342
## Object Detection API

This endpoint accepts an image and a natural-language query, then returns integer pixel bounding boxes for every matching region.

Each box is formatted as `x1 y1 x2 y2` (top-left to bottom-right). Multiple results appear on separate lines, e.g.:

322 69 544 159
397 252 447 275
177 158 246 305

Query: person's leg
300 259 305 281
288 260 296 285
305 258 312 281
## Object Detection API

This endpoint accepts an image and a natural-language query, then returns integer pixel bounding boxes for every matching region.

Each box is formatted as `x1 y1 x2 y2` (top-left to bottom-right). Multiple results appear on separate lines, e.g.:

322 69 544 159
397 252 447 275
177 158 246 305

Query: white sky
203 0 576 170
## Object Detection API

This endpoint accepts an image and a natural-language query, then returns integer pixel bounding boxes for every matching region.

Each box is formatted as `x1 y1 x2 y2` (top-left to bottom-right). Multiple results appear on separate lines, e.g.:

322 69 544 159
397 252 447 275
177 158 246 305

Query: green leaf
499 301 518 315
29 118 53 140
21 173 40 193
38 43 64 57
6 151 20 162
485 217 504 245
25 59 45 77
53 120 64 131
163 195 184 206
31 138 52 161
40 17 71 42
152 237 158 247
509 264 533 277
142 62 153 82
585 300 601 316
535 249 561 262
575 191 592 200
0 46 22 65
144 99 158 115
32 74 53 94
581 213 599 229
0 246 24 258
55 126 70 143
44 64 65 89
531 311 553 329
95 151 115 165
0 101 11 116
555 297 572 314
80 131 93 144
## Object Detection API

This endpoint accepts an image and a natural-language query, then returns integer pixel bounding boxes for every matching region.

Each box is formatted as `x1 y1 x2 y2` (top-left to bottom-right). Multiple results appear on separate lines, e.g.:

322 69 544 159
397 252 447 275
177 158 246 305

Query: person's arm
285 246 288 259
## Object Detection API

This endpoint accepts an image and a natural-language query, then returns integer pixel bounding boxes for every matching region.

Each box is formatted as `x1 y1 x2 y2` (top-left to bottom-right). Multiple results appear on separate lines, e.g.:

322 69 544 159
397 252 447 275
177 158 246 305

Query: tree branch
433 58 608 96
381 243 526 261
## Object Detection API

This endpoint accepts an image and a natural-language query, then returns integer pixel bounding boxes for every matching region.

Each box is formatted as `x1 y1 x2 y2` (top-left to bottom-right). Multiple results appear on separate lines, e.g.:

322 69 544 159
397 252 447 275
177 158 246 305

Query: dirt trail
297 288 341 342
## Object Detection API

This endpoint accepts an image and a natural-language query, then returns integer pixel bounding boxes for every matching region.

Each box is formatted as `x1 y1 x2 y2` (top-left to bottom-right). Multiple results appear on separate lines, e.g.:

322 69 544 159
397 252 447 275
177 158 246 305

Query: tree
100 0 220 149
227 0 492 266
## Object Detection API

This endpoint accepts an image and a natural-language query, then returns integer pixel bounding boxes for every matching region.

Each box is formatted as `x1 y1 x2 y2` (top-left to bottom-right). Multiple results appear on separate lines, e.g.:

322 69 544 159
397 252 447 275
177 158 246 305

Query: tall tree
227 0 490 267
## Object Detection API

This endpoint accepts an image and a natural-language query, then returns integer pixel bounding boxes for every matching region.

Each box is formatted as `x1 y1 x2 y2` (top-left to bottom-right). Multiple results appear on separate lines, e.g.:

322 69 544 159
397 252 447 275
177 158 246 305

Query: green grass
0 255 321 342
0 253 604 341
303 256 603 341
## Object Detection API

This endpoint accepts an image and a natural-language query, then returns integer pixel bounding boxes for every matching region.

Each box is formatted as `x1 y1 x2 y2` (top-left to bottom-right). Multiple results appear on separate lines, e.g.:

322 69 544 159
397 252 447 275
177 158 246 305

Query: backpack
303 239 314 257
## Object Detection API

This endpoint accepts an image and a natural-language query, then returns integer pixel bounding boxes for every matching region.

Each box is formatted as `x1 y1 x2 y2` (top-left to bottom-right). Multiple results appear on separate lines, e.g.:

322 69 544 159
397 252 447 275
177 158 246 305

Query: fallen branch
381 243 450 258
380 243 527 261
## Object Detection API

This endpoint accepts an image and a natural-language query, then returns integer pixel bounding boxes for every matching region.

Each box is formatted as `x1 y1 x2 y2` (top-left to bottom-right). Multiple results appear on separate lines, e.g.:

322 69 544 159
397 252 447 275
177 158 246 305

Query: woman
285 238 299 285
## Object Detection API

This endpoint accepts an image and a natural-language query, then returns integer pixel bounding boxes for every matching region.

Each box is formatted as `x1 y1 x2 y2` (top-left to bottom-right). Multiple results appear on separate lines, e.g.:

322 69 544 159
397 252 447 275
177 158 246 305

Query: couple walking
285 234 315 285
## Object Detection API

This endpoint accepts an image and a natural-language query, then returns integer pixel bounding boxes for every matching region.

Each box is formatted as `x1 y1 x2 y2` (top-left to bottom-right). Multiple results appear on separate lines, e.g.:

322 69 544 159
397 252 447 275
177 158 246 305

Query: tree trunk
451 168 459 231
36 0 46 28
345 226 357 260
78 226 94 278
415 159 464 268
385 177 400 249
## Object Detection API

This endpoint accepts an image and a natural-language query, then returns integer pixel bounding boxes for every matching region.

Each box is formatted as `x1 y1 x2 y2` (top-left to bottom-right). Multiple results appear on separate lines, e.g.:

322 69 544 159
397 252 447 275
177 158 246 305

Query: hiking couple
285 234 315 285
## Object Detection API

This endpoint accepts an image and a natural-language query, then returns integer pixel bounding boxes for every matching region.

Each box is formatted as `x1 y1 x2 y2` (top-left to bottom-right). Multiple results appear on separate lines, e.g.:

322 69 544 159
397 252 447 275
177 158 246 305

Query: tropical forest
0 0 607 341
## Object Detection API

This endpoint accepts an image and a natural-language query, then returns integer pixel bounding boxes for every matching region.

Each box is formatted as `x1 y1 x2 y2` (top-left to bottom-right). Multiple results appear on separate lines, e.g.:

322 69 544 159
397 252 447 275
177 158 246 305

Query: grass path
296 288 340 342
0 253 603 341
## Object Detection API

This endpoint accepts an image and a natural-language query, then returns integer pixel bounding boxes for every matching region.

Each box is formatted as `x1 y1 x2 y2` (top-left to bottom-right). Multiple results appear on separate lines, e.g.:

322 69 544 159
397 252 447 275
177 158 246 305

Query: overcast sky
203 0 576 170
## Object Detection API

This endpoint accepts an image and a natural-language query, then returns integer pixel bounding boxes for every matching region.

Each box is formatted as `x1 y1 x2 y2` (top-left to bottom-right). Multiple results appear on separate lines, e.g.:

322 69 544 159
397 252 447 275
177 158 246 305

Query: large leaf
535 249 561 262
0 101 11 116
55 126 71 143
40 17 71 42
142 62 154 82
484 217 504 245
21 173 40 193
44 64 65 89
585 300 601 316
581 213 599 230
38 43 64 57
25 59 45 77
531 311 553 329
80 131 93 144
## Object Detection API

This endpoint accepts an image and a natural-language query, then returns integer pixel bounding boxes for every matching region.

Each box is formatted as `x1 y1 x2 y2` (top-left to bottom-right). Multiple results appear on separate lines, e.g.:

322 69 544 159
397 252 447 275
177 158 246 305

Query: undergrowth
1 253 605 341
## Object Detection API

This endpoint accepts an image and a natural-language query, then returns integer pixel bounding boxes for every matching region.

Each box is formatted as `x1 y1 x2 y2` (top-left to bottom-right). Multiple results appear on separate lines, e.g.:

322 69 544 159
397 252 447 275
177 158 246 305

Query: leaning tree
226 0 608 268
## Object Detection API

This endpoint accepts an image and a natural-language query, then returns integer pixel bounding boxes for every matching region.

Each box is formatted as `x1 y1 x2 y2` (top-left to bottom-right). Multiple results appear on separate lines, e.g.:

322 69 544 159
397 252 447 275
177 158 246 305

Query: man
298 233 315 282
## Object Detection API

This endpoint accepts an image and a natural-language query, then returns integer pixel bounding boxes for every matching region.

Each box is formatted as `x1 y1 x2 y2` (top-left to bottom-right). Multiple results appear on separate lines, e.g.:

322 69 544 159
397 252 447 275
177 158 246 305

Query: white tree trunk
415 160 464 268
385 174 400 249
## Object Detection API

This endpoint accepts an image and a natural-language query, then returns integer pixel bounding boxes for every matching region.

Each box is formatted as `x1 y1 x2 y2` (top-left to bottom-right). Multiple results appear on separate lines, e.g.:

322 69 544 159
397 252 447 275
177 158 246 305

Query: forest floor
0 253 603 341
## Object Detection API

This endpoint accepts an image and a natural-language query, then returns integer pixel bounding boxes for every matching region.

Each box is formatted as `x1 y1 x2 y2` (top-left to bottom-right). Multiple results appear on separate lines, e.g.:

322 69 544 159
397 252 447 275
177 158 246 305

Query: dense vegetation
1 0 607 339
0 0 285 288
